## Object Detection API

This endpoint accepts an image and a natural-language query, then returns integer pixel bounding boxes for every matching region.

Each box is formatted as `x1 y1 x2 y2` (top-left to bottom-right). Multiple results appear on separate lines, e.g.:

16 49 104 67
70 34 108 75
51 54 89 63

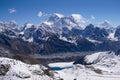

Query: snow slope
54 51 120 80
1 52 120 80
0 57 54 80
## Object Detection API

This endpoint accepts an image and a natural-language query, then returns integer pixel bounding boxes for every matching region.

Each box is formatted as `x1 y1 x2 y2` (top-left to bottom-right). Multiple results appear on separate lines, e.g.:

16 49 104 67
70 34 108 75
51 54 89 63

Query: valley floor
31 51 95 65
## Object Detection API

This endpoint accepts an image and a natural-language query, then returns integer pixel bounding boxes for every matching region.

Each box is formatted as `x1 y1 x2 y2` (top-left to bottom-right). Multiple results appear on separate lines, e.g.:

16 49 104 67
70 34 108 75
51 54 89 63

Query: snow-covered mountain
0 57 55 80
42 13 85 30
19 20 117 43
1 13 120 80
0 14 117 43
0 21 20 37
82 24 109 40
53 51 120 80
97 20 113 30
0 13 120 54
97 20 117 40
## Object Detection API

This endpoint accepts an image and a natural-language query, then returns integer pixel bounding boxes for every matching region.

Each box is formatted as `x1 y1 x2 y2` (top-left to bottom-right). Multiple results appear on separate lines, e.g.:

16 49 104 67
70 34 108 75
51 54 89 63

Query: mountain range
0 13 120 55
0 13 120 80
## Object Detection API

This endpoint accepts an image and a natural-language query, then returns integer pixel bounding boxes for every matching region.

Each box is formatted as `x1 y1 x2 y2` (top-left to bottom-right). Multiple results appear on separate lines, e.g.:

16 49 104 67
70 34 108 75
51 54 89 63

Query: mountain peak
24 23 35 30
53 13 64 18
98 20 113 29
43 13 85 30
0 20 18 28
47 13 64 23
9 20 17 25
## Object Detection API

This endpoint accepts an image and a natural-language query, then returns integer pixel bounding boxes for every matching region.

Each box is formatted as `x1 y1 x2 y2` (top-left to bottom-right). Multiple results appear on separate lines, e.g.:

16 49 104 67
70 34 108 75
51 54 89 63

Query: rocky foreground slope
1 51 120 80
0 57 56 80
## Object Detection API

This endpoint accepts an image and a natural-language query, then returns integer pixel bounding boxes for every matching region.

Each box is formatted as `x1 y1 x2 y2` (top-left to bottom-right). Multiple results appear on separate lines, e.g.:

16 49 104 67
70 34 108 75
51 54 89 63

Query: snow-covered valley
49 52 120 80
0 51 120 80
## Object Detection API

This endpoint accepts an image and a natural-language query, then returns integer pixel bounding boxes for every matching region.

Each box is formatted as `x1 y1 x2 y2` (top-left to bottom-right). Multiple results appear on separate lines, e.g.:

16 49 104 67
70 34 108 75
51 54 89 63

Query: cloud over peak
71 14 86 24
8 8 16 14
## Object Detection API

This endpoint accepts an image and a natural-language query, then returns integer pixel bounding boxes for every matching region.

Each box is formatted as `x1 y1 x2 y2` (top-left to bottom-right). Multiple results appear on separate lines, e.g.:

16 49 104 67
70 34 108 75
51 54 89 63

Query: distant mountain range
0 13 120 55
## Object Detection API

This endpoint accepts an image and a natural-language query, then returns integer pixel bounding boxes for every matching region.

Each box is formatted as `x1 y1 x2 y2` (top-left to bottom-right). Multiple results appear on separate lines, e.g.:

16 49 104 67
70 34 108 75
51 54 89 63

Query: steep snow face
54 52 120 80
84 51 110 64
54 13 64 18
0 57 54 80
43 21 53 26
85 51 120 75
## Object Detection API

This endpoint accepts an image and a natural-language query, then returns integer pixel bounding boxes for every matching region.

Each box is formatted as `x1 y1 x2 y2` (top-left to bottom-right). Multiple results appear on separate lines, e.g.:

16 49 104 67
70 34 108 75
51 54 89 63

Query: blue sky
0 0 120 26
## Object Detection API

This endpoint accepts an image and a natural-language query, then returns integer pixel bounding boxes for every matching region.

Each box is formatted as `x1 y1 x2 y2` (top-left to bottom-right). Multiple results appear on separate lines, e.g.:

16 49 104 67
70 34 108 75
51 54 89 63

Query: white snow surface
43 21 53 26
0 57 54 80
24 23 35 30
84 51 110 64
54 13 64 18
22 37 34 43
54 51 120 80
86 38 102 43
27 37 33 42
59 35 77 44
107 31 118 41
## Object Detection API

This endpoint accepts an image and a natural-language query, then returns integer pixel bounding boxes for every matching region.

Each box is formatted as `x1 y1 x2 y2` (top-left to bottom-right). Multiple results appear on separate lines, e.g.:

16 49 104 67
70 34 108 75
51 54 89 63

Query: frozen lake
48 62 74 71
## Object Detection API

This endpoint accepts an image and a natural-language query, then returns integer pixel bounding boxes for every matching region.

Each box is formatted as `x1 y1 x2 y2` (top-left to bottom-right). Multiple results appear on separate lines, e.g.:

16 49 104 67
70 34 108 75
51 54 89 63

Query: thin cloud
85 15 96 25
38 11 50 18
91 15 95 20
71 14 87 29
8 8 16 14
71 14 86 24
38 11 43 17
